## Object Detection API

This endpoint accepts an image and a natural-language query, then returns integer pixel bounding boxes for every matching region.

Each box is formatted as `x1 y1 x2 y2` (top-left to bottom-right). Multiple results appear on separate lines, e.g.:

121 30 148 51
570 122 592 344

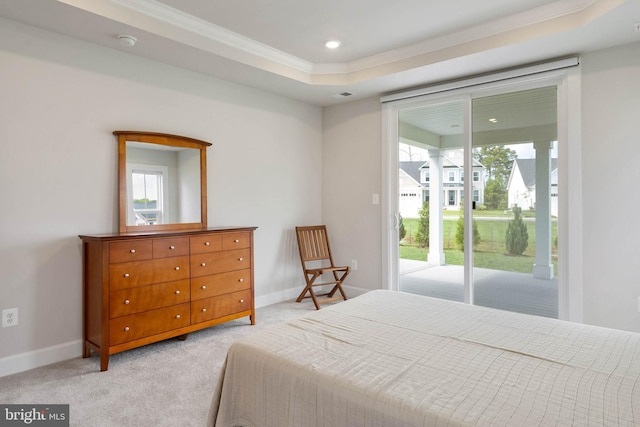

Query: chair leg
328 283 348 301
297 270 348 310
296 272 322 310
327 270 349 300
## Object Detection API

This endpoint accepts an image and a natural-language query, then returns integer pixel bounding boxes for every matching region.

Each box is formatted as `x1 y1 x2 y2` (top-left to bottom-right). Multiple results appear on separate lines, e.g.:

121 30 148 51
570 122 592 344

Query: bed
208 290 640 426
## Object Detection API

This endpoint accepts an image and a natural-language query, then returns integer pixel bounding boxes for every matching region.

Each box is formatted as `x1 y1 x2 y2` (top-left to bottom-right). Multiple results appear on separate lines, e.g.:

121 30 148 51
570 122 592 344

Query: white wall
581 41 640 332
0 19 321 372
322 97 382 293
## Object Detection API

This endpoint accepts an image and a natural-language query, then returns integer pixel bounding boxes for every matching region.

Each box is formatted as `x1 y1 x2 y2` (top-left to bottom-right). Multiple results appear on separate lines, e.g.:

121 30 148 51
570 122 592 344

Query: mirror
115 131 211 233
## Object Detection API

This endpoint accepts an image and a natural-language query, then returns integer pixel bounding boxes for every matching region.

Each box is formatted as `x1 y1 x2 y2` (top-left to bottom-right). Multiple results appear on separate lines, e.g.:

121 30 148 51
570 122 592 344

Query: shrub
399 214 406 242
454 201 481 250
505 206 528 255
414 202 429 247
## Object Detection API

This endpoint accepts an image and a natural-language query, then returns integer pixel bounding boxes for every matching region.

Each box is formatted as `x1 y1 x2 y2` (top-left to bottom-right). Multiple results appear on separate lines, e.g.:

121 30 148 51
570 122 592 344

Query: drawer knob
175 314 181 319
175 290 180 295
201 262 206 267
123 273 130 278
124 326 130 332
205 241 210 246
238 257 243 261
129 249 136 254
239 299 244 303
234 239 239 243
170 245 175 250
175 266 180 271
201 308 207 313
201 285 207 290
239 278 244 282
124 299 130 305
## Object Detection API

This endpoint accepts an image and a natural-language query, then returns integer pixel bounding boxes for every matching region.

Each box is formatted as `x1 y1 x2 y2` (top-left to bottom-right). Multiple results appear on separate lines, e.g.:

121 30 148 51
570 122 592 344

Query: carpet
0 300 313 426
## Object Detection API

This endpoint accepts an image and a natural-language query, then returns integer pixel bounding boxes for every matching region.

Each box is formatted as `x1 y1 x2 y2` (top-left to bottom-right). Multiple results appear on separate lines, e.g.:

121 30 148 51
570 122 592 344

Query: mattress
209 290 640 426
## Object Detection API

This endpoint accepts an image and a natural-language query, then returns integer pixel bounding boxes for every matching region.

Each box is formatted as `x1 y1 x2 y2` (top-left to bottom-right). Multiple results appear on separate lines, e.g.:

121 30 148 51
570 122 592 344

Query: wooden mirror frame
114 131 212 233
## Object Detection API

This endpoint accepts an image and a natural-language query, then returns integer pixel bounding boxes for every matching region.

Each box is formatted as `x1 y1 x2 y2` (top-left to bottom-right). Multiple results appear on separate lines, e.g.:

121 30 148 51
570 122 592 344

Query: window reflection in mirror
125 142 201 227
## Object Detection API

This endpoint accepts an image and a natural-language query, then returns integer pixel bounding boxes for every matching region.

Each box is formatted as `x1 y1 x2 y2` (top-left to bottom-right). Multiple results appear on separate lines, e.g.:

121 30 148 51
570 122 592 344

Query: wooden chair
295 225 350 310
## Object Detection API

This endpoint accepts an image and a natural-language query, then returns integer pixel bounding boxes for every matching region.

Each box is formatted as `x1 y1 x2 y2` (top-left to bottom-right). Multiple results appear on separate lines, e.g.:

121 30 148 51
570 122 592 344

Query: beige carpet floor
0 299 313 426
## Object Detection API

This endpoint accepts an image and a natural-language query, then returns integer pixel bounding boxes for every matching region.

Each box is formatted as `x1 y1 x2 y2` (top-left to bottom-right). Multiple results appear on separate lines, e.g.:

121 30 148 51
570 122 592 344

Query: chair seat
305 266 349 275
295 225 350 310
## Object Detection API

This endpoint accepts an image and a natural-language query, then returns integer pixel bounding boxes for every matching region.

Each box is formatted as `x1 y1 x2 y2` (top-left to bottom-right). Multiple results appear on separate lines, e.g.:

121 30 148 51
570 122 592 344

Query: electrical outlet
351 260 358 271
2 308 18 327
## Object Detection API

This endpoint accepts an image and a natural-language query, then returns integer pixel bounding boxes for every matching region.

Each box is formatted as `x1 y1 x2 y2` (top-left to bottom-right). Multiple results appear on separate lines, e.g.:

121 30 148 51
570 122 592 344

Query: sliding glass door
398 100 466 302
396 85 559 318
471 87 558 317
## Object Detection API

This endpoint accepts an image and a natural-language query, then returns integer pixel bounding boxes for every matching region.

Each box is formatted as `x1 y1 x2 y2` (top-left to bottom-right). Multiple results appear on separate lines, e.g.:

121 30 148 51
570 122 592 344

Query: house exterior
399 151 486 217
399 161 426 218
507 158 558 217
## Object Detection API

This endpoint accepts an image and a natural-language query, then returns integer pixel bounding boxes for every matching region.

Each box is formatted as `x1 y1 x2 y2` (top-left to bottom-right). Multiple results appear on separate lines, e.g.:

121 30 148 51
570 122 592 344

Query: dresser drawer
191 289 252 324
109 240 153 263
153 237 189 258
191 269 251 300
110 303 191 346
191 249 251 278
190 234 222 254
110 256 190 289
110 280 190 318
221 232 251 250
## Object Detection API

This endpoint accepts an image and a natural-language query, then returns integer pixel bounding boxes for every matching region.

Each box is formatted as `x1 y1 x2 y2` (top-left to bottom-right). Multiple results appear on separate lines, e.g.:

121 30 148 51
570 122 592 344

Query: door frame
381 64 583 321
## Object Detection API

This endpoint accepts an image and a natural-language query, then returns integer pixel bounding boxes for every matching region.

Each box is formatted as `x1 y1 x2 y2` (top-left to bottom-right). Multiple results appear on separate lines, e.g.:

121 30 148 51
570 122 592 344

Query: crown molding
110 0 314 73
344 0 603 74
57 0 617 83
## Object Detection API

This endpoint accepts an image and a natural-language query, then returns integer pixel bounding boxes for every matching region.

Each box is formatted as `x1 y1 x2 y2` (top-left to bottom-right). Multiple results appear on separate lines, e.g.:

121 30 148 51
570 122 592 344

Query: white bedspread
209 290 640 426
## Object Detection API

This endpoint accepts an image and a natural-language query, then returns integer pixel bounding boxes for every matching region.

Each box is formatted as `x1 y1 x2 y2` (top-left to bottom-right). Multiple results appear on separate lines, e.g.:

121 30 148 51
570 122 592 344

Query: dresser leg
176 334 189 341
83 342 91 358
100 351 109 372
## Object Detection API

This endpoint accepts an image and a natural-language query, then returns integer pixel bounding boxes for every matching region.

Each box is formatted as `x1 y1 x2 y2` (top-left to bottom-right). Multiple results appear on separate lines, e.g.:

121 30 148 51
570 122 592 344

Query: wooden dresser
79 227 257 371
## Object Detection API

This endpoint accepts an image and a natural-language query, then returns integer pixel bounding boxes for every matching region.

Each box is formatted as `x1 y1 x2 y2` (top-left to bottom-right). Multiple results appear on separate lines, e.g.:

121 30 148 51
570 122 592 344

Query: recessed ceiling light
488 118 498 123
325 40 341 49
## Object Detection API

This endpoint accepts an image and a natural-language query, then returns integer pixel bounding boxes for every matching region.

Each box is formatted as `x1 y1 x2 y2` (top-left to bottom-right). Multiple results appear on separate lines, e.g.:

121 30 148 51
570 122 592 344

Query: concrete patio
399 259 558 318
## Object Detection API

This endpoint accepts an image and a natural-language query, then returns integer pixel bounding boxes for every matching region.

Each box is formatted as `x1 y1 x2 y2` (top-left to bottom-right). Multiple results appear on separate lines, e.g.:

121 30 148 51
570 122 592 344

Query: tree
483 178 508 210
505 206 528 255
414 202 429 247
399 143 427 161
473 146 517 183
454 200 481 250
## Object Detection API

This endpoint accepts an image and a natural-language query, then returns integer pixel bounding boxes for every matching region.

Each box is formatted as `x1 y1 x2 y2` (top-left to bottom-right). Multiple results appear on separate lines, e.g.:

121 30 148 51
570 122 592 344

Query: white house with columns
399 151 486 218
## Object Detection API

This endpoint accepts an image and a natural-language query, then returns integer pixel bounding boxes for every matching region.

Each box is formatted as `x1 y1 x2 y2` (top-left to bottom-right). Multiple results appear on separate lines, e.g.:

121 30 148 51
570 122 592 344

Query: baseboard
255 285 370 309
1 287 372 377
342 285 370 298
0 340 83 378
254 287 301 308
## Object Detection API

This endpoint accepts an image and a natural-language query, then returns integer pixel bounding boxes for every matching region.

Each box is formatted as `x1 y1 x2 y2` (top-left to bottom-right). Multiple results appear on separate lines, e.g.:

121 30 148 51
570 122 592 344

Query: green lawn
400 215 558 274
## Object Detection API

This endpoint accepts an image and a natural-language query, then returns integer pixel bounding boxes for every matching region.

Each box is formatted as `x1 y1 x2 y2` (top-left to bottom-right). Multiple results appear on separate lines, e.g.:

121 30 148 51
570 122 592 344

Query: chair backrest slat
296 225 334 264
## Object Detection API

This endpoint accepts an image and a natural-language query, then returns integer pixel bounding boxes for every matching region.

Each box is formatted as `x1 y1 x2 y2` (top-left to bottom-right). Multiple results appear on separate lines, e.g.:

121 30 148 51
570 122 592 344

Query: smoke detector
117 35 137 47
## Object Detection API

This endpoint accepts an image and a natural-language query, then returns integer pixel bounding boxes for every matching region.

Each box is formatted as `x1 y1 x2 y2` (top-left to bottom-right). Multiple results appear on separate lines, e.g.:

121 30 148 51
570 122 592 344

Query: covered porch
399 259 558 318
